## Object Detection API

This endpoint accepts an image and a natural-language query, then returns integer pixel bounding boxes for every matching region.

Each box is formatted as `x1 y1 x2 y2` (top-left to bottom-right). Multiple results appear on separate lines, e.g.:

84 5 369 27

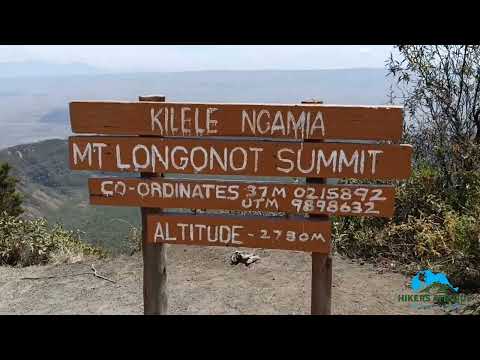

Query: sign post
139 95 167 315
68 96 411 315
302 99 332 315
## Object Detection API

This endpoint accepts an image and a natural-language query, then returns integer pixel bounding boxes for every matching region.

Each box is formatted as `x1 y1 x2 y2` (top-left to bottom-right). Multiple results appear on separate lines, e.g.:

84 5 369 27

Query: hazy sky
0 45 394 72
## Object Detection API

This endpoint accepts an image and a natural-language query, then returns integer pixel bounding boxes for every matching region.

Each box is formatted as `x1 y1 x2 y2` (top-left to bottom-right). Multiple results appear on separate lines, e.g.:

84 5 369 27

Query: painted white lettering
115 144 130 170
132 144 151 171
73 143 92 166
311 233 326 242
229 147 248 171
276 148 295 173
272 187 287 198
231 226 243 245
249 147 263 173
317 150 337 173
227 185 240 200
100 181 114 196
180 107 192 135
115 181 126 196
206 108 218 134
297 149 316 174
171 146 189 170
92 143 107 168
151 145 168 172
368 150 383 174
310 112 325 137
256 110 271 135
242 110 256 134
177 223 189 241
210 147 228 172
271 111 286 135
190 146 208 172
338 150 359 174
151 108 164 133
137 182 150 197
287 111 306 139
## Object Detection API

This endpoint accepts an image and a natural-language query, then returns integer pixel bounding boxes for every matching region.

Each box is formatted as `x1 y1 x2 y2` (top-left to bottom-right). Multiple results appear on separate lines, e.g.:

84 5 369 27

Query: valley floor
0 246 445 315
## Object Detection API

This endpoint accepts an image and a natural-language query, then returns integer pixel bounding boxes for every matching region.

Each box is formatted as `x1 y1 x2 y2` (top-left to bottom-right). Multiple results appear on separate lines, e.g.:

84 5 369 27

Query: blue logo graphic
411 270 459 293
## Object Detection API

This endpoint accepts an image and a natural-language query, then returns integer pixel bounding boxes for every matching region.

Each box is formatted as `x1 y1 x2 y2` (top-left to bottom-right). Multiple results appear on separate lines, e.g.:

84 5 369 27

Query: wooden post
302 99 333 315
139 95 168 315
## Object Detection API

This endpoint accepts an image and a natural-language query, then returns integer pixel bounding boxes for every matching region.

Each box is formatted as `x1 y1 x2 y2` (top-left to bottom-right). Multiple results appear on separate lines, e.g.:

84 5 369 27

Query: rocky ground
0 245 445 315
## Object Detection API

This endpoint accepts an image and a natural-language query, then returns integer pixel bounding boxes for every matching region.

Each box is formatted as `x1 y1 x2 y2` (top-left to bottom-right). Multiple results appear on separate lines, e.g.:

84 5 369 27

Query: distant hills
0 139 139 253
0 67 398 252
0 68 396 149
0 138 290 253
0 61 103 78
0 138 298 253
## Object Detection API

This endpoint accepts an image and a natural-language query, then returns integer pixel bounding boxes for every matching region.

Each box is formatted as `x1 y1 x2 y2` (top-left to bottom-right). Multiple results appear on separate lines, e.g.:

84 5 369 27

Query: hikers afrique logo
398 270 467 310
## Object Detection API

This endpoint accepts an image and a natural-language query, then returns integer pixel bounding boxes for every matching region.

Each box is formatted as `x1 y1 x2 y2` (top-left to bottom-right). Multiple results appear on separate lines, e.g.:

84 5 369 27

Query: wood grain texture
139 95 167 316
88 178 396 217
303 99 332 315
311 253 332 314
69 101 404 141
69 136 412 179
146 213 331 253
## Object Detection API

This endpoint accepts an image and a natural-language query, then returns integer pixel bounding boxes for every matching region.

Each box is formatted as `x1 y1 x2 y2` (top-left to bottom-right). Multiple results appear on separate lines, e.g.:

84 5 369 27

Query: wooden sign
69 136 412 179
67 95 413 315
69 101 404 141
146 213 331 253
89 178 396 217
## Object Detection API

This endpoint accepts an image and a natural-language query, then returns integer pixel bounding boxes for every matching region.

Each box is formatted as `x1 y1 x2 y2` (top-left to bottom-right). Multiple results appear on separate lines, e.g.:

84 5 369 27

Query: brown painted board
146 213 331 253
69 136 412 180
69 101 404 141
89 178 396 218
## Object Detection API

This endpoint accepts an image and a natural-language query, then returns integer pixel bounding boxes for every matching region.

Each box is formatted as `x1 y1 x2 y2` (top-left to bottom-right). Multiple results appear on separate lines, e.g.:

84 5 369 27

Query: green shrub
0 162 23 217
334 165 480 290
0 212 105 267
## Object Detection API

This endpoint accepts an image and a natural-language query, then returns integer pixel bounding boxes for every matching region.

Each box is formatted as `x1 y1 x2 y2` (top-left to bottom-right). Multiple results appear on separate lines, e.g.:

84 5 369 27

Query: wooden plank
69 136 412 180
69 101 404 141
303 99 332 315
311 254 332 314
146 213 331 253
88 178 396 218
142 199 168 315
139 95 167 316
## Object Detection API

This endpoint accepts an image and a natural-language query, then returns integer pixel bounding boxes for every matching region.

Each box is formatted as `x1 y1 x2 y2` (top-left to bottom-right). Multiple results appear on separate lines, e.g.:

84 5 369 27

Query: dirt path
0 246 445 315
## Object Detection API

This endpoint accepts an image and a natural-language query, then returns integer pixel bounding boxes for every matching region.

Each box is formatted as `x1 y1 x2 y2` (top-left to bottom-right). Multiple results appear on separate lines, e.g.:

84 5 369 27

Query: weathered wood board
146 213 331 253
89 178 396 217
66 96 412 316
69 101 404 141
69 136 412 179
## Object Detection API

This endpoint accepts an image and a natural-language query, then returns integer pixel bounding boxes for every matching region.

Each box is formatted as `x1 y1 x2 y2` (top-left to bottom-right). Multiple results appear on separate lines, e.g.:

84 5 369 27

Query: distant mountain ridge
0 66 399 253
0 61 104 78
0 68 395 149
0 139 139 253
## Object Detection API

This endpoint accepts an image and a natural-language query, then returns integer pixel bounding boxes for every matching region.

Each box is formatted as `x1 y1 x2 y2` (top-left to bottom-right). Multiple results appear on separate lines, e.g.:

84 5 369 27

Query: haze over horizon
0 45 394 74
0 46 398 149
